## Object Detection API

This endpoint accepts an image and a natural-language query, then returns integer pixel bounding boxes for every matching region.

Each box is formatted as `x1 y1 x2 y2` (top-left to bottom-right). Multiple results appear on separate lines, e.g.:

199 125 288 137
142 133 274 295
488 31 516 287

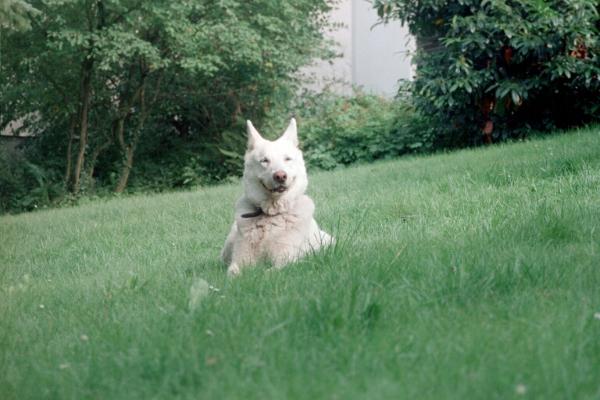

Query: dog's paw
227 263 241 277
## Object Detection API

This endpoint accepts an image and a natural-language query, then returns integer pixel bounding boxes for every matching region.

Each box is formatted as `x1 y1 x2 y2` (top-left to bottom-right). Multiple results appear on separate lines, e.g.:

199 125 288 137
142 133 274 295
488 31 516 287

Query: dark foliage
375 0 600 145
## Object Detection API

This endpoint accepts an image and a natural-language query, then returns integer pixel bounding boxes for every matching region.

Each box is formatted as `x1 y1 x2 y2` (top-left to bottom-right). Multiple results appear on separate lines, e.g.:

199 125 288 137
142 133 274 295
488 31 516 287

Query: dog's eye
260 157 270 164
284 156 292 162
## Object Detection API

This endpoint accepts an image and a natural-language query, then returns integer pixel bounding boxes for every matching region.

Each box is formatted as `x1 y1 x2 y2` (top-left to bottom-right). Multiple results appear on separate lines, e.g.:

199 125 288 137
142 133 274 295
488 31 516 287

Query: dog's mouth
261 179 293 194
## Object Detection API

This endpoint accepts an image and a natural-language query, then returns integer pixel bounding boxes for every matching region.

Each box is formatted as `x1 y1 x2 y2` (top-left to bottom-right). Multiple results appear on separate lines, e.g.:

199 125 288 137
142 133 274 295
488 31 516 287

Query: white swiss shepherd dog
221 118 334 276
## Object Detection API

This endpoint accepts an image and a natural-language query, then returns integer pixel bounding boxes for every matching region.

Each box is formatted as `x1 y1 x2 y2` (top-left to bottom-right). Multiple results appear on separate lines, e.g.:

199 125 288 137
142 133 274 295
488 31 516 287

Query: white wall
301 0 354 95
302 0 414 97
351 0 414 97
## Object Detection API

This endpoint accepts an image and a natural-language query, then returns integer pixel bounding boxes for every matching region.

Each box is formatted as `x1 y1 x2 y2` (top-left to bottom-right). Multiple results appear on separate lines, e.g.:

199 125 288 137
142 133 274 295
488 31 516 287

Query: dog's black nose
273 170 287 183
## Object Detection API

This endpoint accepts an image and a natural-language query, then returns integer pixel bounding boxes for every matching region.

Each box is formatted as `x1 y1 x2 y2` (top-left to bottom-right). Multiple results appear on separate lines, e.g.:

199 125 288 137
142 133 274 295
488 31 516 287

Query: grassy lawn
1 126 600 399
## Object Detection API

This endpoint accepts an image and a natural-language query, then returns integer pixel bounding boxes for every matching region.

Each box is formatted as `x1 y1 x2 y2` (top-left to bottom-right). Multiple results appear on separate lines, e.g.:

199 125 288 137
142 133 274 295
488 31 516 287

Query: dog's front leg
221 223 238 266
228 235 259 276
227 262 241 277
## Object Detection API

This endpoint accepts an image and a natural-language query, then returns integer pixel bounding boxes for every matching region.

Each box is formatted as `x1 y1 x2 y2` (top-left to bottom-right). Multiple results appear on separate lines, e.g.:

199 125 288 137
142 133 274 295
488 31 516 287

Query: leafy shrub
0 148 25 212
218 91 430 172
128 145 222 192
297 92 432 170
300 93 401 169
0 147 64 213
375 0 600 145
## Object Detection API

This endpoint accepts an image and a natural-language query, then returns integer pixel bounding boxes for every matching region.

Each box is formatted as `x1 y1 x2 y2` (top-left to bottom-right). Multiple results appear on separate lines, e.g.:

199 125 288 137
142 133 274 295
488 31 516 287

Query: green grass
2 126 600 399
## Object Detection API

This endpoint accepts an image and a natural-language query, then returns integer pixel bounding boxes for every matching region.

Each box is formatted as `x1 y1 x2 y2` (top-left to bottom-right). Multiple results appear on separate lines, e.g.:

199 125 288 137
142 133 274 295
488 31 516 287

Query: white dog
221 118 334 276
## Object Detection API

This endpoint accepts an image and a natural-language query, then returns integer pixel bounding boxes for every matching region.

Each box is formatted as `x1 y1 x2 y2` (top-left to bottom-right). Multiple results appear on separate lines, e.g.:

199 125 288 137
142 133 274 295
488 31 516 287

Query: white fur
221 118 334 276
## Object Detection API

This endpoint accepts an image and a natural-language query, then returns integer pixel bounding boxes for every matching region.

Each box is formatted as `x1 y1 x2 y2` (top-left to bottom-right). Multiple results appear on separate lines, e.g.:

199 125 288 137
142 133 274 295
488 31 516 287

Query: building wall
302 0 414 97
0 115 36 153
351 0 414 97
0 136 28 152
302 0 354 94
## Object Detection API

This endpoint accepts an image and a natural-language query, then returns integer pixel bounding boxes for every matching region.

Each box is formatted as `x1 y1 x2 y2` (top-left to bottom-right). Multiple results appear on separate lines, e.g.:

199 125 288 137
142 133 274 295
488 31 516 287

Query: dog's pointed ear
280 118 298 147
247 120 264 150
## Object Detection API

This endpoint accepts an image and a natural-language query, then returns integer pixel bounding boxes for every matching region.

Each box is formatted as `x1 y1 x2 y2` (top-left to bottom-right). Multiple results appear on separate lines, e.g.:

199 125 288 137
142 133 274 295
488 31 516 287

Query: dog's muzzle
261 180 288 194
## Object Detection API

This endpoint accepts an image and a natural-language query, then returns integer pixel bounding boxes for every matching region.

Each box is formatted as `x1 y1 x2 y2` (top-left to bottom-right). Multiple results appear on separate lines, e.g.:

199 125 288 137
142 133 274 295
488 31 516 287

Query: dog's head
243 118 307 199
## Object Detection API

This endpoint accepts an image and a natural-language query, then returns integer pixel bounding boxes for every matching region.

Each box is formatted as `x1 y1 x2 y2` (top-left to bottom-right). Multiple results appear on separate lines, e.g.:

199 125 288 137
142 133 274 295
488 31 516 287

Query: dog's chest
239 213 303 246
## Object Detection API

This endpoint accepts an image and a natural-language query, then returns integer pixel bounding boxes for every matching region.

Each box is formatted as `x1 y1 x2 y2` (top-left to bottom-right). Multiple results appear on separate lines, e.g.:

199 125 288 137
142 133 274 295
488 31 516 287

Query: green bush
217 91 430 173
298 92 432 170
376 0 600 145
0 147 64 213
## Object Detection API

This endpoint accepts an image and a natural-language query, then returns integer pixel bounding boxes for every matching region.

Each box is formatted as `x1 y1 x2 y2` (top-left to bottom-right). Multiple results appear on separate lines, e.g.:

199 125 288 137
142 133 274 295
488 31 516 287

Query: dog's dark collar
241 208 264 218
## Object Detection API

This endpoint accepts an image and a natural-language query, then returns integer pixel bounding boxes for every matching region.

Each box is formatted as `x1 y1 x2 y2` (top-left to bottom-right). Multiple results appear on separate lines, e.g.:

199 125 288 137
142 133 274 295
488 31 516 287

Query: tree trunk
113 67 162 193
72 57 94 193
67 1 105 193
64 115 77 186
114 145 134 193
113 111 138 194
114 71 160 193
86 137 112 183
